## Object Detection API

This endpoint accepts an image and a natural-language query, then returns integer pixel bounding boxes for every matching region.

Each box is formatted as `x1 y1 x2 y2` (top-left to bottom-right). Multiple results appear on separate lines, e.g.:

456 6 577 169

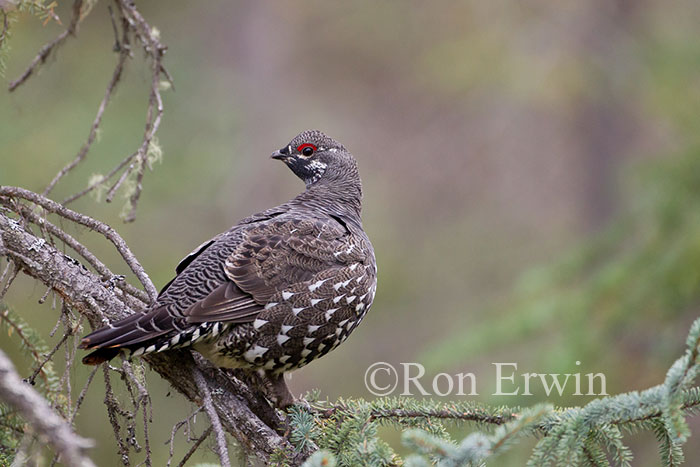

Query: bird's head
272 130 358 188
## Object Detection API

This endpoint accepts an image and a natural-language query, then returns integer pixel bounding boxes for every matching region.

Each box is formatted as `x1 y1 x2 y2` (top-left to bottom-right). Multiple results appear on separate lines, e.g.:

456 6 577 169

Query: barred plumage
79 130 377 406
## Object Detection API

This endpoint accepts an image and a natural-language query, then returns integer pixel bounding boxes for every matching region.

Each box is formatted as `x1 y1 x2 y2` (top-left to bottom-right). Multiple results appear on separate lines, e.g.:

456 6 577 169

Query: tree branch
43 11 131 198
0 349 95 467
0 209 297 464
193 366 230 467
0 186 158 301
8 0 84 92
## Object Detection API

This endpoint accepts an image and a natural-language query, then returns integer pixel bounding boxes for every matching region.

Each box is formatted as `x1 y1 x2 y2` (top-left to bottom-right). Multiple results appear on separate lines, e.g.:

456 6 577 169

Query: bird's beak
271 150 288 161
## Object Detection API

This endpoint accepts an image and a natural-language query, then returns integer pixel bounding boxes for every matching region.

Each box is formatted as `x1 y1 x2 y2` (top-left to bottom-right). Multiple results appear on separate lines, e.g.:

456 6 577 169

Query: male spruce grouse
79 130 376 407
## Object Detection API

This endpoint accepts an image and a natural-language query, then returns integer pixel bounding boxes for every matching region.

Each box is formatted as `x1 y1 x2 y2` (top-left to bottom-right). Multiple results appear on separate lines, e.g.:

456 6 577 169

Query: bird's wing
79 216 357 360
80 231 230 356
184 217 358 323
157 235 222 296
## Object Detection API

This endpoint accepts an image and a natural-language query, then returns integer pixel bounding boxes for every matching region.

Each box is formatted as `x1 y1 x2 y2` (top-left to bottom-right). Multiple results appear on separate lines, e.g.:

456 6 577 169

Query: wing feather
159 236 219 296
80 216 362 364
184 217 355 323
185 282 261 324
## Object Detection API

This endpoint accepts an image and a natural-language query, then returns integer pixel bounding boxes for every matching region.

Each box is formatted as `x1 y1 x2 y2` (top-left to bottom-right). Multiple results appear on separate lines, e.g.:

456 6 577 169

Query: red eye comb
297 143 317 152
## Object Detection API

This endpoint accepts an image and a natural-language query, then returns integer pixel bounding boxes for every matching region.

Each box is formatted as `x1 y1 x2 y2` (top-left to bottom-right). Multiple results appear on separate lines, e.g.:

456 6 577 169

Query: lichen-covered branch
193 366 230 467
43 4 131 198
5 0 170 220
0 186 158 301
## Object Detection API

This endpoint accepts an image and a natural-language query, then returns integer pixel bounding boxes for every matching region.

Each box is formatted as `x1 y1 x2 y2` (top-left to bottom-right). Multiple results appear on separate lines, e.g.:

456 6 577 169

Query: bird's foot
263 371 296 410
288 397 312 412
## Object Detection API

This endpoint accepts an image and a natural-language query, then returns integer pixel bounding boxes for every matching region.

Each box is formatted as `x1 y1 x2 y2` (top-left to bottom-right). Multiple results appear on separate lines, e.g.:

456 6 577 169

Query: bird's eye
297 143 317 157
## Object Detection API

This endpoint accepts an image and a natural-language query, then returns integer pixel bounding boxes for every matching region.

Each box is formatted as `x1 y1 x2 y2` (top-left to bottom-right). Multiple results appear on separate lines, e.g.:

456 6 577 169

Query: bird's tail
79 307 218 365
79 307 174 365
81 347 121 365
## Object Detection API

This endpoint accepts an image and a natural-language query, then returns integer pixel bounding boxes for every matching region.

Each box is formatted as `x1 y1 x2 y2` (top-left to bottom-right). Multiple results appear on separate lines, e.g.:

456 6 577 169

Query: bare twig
49 306 65 337
26 325 73 386
0 349 95 467
124 155 148 223
108 5 121 51
166 406 204 466
43 20 131 197
103 365 132 465
116 0 166 222
193 366 230 467
38 285 53 304
8 0 84 92
8 30 69 91
70 365 100 423
106 156 138 202
49 0 169 221
58 322 79 410
0 258 14 287
62 151 138 205
122 360 152 466
176 426 212 467
0 260 19 300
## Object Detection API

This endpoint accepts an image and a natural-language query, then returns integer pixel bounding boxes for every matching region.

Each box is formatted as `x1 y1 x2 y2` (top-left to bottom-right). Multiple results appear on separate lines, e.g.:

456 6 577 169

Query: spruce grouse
79 130 377 407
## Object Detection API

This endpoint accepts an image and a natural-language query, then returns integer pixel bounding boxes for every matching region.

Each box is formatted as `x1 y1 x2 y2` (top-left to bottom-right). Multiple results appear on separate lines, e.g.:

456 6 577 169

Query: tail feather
79 307 176 365
82 348 121 365
80 307 220 365
80 308 173 348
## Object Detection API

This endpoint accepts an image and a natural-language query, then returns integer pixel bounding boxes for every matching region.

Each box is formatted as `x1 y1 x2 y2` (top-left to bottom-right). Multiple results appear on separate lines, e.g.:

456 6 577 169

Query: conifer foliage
280 319 700 466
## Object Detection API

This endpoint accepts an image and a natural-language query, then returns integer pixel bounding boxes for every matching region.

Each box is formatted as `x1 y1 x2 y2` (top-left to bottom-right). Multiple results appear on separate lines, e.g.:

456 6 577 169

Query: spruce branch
302 450 337 467
0 301 60 396
293 332 700 467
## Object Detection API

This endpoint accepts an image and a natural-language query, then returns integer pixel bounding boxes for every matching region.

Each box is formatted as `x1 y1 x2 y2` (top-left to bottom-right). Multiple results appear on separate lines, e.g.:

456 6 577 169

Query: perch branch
10 200 148 304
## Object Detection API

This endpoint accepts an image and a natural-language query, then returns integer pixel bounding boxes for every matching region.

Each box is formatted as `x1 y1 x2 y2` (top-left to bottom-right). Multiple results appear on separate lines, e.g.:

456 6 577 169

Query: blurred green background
2 1 700 465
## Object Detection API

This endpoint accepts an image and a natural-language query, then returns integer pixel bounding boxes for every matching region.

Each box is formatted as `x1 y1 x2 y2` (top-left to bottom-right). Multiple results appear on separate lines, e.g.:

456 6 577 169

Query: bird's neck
295 177 363 225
